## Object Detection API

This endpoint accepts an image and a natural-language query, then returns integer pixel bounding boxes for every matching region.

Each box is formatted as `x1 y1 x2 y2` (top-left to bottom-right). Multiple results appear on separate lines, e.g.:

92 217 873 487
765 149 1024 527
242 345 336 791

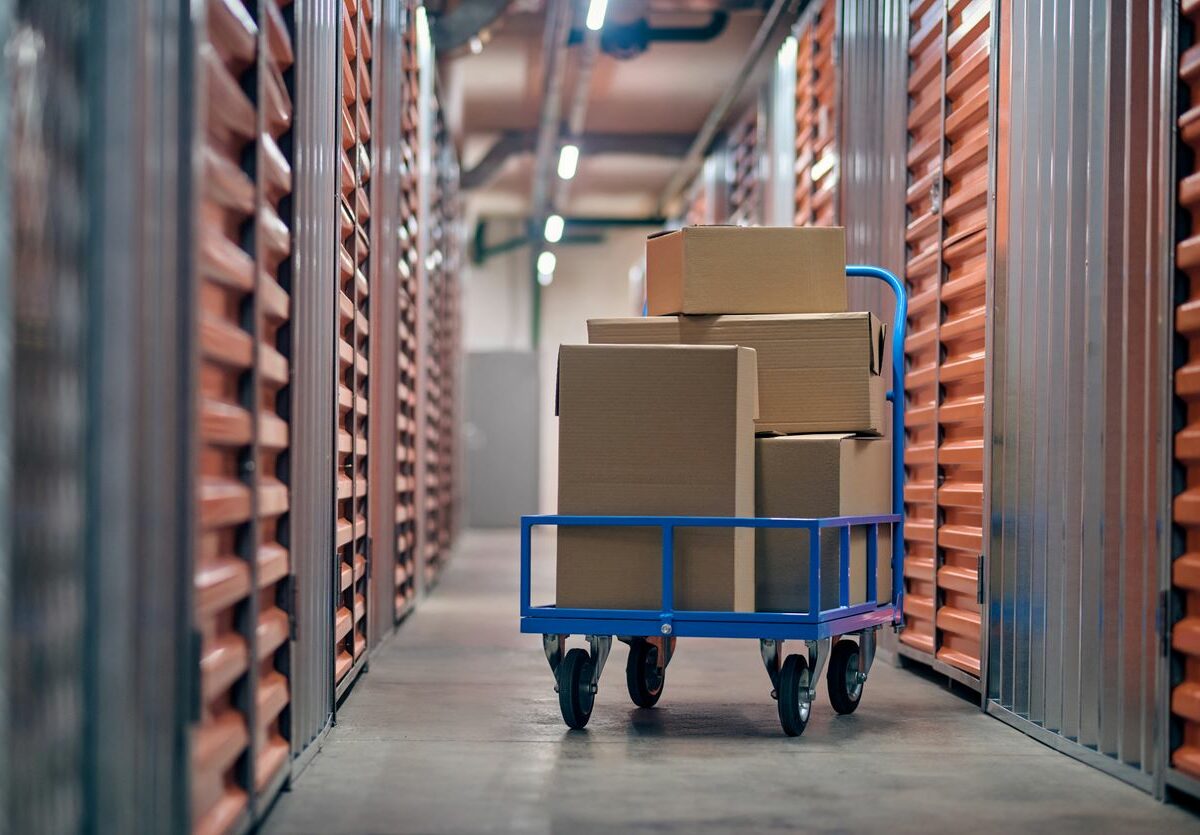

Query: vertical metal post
839 525 851 608
520 519 532 615
866 523 878 604
661 525 675 624
808 522 821 617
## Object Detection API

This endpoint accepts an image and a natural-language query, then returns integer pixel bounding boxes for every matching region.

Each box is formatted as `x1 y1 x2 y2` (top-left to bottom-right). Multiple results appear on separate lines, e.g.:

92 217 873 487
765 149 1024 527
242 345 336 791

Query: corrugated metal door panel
1175 0 1200 790
934 0 988 680
396 1 419 618
254 0 294 801
899 0 943 658
192 1 258 831
793 0 838 228
989 0 1168 794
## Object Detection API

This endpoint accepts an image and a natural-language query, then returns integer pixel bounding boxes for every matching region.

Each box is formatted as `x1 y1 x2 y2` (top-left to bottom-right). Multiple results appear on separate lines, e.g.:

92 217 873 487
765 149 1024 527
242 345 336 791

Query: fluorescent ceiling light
538 271 554 287
537 250 557 275
557 144 579 180
469 36 483 55
544 214 565 243
586 0 608 31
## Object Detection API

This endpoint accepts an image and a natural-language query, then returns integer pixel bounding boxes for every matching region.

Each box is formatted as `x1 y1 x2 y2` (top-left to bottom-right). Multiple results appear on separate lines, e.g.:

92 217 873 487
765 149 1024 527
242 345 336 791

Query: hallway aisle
265 532 1195 834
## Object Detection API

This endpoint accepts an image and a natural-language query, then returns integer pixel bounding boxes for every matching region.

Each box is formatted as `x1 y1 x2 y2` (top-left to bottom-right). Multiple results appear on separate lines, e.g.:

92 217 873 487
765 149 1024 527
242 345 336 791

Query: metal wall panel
6 3 86 830
90 0 191 827
1171 0 1200 800
988 0 1171 794
838 0 908 326
288 0 336 767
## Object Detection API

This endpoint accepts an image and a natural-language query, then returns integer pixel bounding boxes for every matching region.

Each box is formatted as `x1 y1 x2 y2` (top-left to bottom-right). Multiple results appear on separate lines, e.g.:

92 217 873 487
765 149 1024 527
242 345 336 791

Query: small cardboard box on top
556 344 758 612
754 433 893 613
645 225 847 315
588 312 887 435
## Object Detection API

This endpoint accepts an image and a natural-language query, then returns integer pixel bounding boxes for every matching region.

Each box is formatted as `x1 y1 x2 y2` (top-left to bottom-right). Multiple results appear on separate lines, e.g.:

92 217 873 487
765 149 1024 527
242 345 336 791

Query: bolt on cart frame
519 266 907 736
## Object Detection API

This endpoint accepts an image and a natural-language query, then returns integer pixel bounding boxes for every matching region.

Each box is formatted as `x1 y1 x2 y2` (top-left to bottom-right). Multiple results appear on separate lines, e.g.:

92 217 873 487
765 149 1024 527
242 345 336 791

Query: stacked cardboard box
557 225 891 614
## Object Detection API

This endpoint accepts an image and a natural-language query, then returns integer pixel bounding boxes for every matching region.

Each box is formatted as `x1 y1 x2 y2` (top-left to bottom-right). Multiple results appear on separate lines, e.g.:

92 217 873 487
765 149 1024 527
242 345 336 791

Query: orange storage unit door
191 0 298 829
1174 0 1200 796
896 0 990 687
396 0 420 618
335 0 373 697
728 103 762 226
793 0 838 227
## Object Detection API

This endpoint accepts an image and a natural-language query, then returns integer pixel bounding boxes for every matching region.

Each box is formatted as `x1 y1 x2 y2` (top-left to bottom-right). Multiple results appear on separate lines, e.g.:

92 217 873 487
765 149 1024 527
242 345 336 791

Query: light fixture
543 214 565 243
557 144 579 180
469 36 483 55
586 0 608 31
538 271 554 287
537 250 557 275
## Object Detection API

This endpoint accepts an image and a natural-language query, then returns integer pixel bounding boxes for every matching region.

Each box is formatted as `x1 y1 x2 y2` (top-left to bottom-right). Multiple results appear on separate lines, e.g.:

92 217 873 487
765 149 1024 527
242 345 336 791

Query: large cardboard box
556 344 758 611
754 434 892 613
645 225 847 315
588 312 887 435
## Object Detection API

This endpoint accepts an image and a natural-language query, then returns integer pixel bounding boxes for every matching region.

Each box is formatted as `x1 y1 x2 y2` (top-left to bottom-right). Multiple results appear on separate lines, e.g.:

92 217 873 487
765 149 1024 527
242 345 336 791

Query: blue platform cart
519 266 907 736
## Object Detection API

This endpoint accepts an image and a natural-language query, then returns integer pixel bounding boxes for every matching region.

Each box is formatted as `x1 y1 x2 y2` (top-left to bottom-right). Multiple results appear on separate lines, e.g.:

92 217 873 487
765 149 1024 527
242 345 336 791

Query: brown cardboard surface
645 225 847 315
754 434 892 613
588 312 886 435
556 344 757 611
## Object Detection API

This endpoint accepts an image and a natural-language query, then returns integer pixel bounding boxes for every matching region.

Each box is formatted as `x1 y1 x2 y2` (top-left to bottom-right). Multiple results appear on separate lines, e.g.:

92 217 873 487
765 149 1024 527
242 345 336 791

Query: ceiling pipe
463 131 697 190
529 0 575 230
656 0 804 217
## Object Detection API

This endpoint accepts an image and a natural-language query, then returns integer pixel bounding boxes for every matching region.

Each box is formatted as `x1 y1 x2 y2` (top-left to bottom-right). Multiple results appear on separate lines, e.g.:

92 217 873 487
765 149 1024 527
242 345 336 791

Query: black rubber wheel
776 654 812 737
625 639 665 708
557 648 595 729
827 638 864 715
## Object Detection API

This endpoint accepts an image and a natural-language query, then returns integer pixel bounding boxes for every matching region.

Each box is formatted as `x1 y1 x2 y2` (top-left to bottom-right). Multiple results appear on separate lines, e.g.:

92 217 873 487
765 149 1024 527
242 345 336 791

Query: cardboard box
556 344 758 611
645 225 847 315
588 312 887 435
754 434 892 613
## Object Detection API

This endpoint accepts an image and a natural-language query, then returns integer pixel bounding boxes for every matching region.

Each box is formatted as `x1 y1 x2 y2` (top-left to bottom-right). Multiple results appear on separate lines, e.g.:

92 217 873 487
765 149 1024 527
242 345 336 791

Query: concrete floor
266 531 1198 835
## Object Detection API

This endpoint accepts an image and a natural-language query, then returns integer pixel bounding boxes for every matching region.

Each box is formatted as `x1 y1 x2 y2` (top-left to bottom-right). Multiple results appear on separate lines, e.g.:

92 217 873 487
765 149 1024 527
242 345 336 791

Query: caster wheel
626 639 665 708
557 648 595 729
827 638 864 715
777 654 812 737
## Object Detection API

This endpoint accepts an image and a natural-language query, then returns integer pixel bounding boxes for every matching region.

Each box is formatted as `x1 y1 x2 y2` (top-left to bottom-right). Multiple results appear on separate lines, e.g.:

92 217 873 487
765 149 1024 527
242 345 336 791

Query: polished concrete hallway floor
266 531 1197 834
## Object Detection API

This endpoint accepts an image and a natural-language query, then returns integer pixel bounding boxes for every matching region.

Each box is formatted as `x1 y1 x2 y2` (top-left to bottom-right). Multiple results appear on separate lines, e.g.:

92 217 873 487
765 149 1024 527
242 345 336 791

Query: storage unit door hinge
976 554 985 605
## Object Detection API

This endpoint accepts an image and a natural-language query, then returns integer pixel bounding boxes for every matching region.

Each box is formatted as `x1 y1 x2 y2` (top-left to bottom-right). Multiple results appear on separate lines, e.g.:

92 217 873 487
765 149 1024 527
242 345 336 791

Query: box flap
869 314 885 376
646 228 679 240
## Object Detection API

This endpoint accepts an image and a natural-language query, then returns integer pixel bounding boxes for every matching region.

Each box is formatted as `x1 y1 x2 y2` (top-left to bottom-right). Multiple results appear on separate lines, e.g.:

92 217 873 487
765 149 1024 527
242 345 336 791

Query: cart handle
846 265 906 620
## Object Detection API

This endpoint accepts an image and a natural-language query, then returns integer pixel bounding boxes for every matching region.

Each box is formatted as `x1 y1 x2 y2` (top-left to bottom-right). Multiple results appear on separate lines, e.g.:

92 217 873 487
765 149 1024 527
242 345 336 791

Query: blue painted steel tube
846 265 907 624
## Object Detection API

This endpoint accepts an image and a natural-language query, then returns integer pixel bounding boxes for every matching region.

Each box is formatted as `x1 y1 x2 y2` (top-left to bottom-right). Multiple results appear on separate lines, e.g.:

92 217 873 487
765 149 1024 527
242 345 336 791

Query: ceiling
440 0 776 221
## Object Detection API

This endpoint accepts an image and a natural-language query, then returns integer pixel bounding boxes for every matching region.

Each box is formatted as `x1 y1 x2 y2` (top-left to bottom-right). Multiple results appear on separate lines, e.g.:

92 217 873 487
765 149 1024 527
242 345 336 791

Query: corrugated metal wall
839 0 907 320
1172 0 1200 801
289 0 337 768
987 0 1171 793
91 0 192 827
6 2 87 829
